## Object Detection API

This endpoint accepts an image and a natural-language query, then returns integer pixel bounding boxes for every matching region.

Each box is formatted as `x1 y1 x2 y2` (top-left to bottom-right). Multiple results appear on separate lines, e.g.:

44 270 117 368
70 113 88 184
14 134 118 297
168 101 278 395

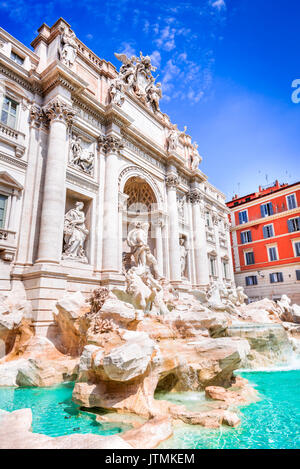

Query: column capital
43 99 75 125
165 173 179 189
29 105 44 128
98 135 124 154
188 188 203 204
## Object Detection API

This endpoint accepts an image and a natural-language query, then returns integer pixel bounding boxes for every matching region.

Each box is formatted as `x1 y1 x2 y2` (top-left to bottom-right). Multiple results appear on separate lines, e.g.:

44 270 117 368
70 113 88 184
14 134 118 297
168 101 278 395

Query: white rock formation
103 331 156 381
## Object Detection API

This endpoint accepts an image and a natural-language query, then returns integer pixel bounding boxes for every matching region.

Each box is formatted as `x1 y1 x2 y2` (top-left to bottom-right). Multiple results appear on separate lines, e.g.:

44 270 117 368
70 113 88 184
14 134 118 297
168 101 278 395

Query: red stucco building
226 180 300 304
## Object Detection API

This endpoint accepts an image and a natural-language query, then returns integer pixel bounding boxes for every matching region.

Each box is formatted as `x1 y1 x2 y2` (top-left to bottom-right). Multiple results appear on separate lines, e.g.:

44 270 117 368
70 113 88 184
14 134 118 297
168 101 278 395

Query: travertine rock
222 411 241 427
0 337 79 387
0 285 34 359
54 291 90 355
103 332 156 382
237 298 281 323
164 308 229 338
99 295 137 325
122 417 173 449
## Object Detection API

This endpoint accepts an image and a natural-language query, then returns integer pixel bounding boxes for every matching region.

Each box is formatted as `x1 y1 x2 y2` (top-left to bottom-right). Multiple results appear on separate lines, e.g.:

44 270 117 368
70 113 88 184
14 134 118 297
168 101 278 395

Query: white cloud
210 0 226 11
86 33 93 40
150 50 161 68
118 41 136 57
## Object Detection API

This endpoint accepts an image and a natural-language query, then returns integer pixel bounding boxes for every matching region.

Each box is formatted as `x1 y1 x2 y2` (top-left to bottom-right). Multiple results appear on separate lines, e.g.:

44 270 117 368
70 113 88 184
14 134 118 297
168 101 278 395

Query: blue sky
1 0 299 200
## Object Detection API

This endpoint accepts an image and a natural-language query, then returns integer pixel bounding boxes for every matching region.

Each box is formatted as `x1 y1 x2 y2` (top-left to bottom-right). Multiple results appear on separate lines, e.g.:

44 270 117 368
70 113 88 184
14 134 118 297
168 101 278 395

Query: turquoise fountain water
0 370 299 448
158 369 300 449
0 381 130 437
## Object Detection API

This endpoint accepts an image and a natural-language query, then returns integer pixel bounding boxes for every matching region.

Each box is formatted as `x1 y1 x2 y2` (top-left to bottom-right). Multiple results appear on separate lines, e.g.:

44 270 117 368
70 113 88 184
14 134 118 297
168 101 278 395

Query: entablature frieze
0 151 27 171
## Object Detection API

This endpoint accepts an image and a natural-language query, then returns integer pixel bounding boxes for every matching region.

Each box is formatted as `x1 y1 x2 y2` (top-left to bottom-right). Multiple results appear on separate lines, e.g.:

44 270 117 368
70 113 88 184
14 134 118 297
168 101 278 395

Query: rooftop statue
59 27 77 68
190 142 202 171
166 124 187 153
114 51 162 113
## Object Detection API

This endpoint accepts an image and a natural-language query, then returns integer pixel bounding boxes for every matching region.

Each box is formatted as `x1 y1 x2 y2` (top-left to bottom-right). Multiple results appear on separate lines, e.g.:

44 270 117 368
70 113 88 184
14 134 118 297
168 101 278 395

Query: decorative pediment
221 254 230 261
208 249 218 258
0 171 23 192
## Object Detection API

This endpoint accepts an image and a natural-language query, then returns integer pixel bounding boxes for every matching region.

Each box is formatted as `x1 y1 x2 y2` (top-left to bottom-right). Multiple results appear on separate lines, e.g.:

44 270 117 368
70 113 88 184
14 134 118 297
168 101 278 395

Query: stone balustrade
0 122 26 157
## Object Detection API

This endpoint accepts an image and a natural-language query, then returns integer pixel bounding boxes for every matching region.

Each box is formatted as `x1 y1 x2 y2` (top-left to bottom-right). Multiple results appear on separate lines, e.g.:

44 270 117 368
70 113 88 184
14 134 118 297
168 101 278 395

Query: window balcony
0 121 26 158
0 228 17 261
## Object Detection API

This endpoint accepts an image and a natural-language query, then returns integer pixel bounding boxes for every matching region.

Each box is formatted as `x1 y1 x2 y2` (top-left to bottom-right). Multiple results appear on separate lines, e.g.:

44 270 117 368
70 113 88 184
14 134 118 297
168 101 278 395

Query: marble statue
236 286 248 305
62 201 89 263
167 126 179 152
179 237 187 279
70 135 94 174
190 143 202 171
109 76 125 107
227 286 248 306
123 221 169 315
145 79 162 113
127 222 160 279
59 28 77 67
207 281 226 310
114 51 161 111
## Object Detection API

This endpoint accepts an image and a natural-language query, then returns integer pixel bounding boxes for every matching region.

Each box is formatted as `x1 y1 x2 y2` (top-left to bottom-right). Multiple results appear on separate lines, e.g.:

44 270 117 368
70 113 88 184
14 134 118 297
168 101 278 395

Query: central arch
118 166 166 275
124 177 156 213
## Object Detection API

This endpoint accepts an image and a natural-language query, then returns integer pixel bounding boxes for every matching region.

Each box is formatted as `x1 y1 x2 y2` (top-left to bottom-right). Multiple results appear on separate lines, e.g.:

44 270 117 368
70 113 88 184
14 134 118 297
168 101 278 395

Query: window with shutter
288 218 300 232
268 246 278 262
294 242 300 257
270 272 283 283
241 230 252 244
287 194 297 210
0 195 8 228
261 202 273 218
245 251 255 265
263 224 274 238
246 276 258 286
239 211 248 224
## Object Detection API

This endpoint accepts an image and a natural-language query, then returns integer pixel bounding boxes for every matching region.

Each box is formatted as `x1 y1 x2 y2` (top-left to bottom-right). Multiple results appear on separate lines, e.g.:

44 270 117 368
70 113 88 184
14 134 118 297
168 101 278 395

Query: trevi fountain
0 19 299 449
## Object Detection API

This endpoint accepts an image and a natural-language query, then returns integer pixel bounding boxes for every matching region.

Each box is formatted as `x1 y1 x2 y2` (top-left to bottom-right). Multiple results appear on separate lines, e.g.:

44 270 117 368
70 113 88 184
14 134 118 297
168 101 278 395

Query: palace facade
0 18 234 335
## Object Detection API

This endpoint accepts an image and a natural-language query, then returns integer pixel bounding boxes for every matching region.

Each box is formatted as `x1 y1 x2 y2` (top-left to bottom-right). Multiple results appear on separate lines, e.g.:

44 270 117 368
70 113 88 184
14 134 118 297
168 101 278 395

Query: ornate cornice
188 188 202 204
0 62 42 95
43 99 75 125
0 152 27 170
165 174 179 189
97 135 124 154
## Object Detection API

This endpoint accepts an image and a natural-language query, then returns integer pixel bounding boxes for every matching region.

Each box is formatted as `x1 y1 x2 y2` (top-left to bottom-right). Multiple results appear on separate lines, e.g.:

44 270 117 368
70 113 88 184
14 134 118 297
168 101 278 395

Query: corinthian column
166 174 181 283
189 188 209 287
36 99 75 264
16 105 44 265
98 135 124 276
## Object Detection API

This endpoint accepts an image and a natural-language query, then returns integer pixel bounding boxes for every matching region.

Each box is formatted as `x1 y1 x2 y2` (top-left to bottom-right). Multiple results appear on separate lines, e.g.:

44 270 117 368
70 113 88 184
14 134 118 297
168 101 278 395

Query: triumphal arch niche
0 18 234 334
